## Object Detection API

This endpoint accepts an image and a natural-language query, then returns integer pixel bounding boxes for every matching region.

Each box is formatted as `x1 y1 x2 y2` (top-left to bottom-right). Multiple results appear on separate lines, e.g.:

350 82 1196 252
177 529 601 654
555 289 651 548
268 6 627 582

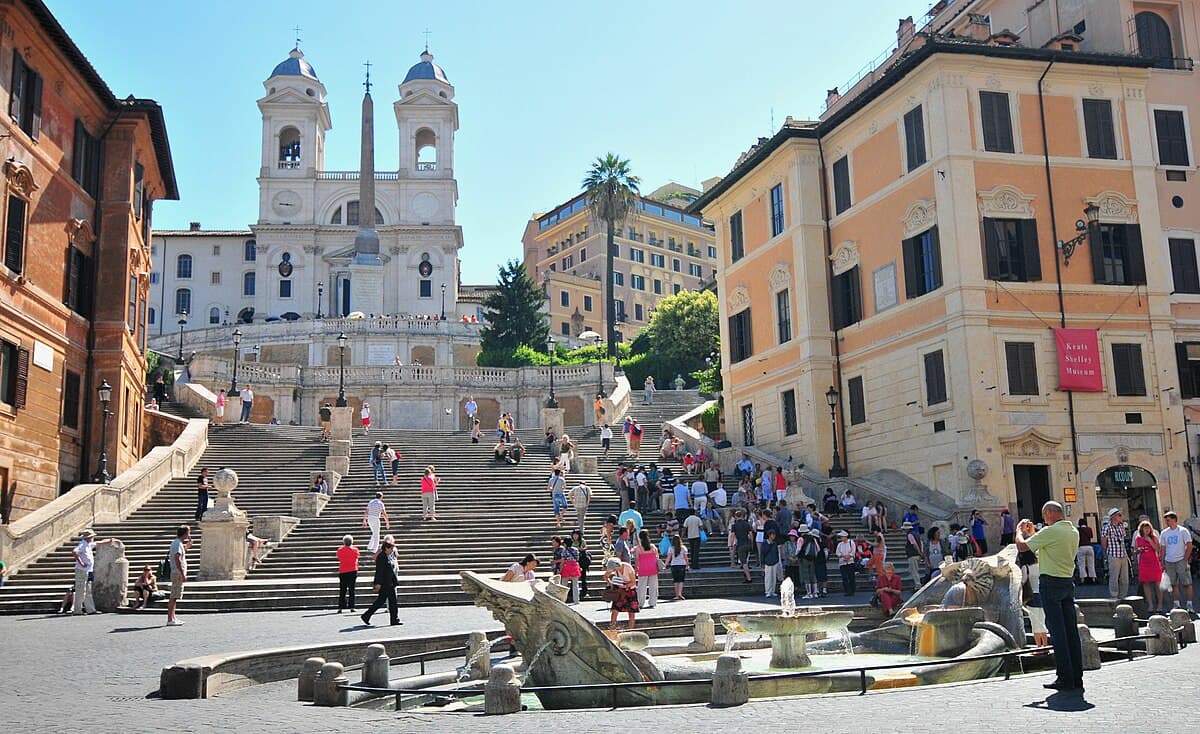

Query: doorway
1096 465 1160 525
1013 464 1052 518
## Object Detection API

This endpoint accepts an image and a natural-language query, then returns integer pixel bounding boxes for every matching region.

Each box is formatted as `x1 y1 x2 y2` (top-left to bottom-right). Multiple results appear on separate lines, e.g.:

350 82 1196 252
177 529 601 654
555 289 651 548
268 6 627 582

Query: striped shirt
1100 522 1128 558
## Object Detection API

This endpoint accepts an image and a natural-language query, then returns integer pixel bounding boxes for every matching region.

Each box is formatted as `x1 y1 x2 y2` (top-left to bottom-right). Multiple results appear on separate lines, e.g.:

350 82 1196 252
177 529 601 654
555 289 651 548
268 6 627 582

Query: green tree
582 153 640 358
642 289 719 371
478 260 548 366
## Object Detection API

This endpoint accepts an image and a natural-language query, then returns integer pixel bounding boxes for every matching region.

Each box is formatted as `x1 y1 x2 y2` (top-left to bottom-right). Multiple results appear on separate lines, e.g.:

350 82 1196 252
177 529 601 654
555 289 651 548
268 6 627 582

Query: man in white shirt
634 468 648 508
600 424 614 459
464 396 478 430
71 529 112 615
1160 511 1194 611
710 484 730 533
691 478 709 513
735 455 754 477
683 512 704 570
166 524 192 626
239 384 254 423
570 482 592 533
835 530 858 597
363 493 390 552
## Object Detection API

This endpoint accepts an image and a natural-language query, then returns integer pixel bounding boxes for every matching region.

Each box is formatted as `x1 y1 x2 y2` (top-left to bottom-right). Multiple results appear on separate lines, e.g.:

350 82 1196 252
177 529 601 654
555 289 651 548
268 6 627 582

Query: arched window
330 206 342 224
244 239 256 262
339 201 385 226
278 126 301 169
209 306 220 325
148 306 156 325
174 288 191 315
415 128 437 171
176 253 192 279
243 272 256 296
237 307 255 324
1136 11 1175 67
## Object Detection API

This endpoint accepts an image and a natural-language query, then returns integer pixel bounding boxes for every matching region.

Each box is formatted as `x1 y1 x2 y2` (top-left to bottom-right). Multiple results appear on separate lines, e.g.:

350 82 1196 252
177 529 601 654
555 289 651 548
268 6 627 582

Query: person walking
194 467 211 523
420 465 440 521
970 510 989 554
1015 502 1084 693
319 403 332 442
762 529 782 597
999 508 1016 546
683 510 703 571
386 443 404 486
903 521 925 589
464 395 477 432
1134 520 1164 612
643 376 656 404
360 402 371 434
1075 519 1096 584
665 534 689 601
836 530 858 597
731 509 754 583
370 441 386 485
600 423 613 459
71 530 112 615
214 389 226 426
1101 508 1130 599
239 384 254 423
634 530 660 608
361 538 401 626
166 524 191 626
549 468 568 528
363 492 390 552
604 556 639 630
570 530 591 599
570 481 592 533
628 419 644 459
1160 511 1194 612
336 534 360 613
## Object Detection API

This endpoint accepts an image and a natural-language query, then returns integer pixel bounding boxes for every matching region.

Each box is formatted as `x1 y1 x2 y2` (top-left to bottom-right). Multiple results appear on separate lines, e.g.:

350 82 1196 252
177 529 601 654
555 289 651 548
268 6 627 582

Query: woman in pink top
214 389 226 426
420 465 440 521
336 534 360 613
635 530 660 609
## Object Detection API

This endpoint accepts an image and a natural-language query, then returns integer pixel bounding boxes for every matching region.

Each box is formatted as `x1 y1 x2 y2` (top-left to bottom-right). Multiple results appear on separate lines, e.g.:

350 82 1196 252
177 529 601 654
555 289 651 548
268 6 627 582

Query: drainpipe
817 138 847 475
1037 59 1082 486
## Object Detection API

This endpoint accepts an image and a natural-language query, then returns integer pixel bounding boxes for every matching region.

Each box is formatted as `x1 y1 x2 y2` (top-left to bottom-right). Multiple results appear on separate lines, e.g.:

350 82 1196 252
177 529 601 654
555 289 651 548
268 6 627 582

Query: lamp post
336 332 348 407
1055 202 1101 266
546 335 559 408
579 329 604 398
440 282 447 321
176 313 188 361
93 379 112 484
826 385 847 477
317 281 324 319
230 328 242 395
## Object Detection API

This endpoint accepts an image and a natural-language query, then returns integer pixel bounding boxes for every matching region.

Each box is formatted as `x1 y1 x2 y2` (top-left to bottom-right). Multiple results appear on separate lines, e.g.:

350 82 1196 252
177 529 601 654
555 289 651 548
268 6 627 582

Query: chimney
825 87 841 109
988 28 1021 47
966 13 992 42
189 222 201 231
897 16 916 47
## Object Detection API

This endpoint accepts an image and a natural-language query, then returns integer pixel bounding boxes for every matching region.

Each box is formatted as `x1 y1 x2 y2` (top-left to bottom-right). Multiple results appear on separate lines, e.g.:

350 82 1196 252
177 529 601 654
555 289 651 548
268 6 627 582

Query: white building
149 46 464 335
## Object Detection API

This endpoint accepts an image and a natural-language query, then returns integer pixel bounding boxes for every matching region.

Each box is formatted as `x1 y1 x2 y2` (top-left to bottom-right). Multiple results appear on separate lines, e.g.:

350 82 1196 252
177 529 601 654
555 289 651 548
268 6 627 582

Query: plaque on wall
366 343 395 366
873 261 898 313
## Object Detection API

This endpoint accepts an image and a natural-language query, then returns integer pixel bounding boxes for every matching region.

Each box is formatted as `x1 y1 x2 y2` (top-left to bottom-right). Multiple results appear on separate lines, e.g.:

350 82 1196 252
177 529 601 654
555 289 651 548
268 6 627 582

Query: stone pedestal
331 407 354 443
711 654 749 707
92 538 129 612
574 455 597 475
541 408 564 438
326 456 351 477
199 468 249 581
298 657 325 701
329 439 351 458
292 492 330 518
1077 625 1102 670
308 470 343 495
1170 608 1196 644
348 261 384 318
1113 604 1137 639
1146 615 1180 655
693 612 716 651
252 515 299 543
362 644 389 688
313 662 349 707
484 665 522 715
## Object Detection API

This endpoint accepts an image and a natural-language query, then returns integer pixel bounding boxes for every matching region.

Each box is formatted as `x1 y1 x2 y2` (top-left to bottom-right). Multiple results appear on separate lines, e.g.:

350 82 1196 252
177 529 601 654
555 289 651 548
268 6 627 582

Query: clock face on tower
272 190 301 218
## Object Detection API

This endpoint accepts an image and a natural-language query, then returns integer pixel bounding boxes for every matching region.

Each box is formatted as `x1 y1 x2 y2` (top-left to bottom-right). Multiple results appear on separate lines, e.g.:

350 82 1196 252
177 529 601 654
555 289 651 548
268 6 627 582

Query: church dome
402 50 448 84
271 48 319 81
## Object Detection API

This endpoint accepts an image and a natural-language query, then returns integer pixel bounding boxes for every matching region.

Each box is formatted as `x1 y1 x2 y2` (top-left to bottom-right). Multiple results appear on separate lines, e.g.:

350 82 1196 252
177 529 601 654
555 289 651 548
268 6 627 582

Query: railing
416 162 438 171
315 171 401 181
150 317 483 354
278 161 302 170
1148 56 1195 71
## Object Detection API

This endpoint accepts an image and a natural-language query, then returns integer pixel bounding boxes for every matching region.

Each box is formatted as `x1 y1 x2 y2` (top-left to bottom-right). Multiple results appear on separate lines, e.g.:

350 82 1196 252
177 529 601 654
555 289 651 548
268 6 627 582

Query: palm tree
582 153 640 358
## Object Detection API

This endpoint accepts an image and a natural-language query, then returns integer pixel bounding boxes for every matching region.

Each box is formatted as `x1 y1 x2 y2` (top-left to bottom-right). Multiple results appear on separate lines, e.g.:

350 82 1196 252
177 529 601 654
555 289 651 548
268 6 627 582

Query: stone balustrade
150 316 483 355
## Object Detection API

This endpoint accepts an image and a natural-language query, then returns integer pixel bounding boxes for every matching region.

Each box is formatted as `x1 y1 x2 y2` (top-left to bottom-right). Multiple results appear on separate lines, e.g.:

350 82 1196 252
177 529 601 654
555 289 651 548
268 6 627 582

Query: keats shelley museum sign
1054 328 1103 392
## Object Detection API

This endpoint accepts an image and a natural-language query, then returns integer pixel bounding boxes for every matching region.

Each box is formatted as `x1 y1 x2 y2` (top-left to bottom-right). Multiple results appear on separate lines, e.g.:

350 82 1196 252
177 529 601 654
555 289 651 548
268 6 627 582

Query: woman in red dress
1134 520 1164 612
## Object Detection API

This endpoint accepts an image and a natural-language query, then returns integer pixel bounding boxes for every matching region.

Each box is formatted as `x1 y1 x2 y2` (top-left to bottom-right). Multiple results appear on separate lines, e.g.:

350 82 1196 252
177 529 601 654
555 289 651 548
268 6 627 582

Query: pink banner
1054 328 1103 392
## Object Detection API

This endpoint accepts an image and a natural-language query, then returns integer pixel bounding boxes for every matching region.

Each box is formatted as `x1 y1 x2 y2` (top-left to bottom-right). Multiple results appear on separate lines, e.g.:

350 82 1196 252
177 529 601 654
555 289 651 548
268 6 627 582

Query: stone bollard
466 631 492 679
1113 604 1137 639
298 657 325 701
1170 608 1196 644
93 538 129 611
693 612 716 651
484 664 522 715
711 653 749 707
330 407 354 443
1146 615 1180 656
617 631 650 651
1074 604 1085 625
362 644 389 688
1077 625 1102 670
313 662 349 707
199 468 249 581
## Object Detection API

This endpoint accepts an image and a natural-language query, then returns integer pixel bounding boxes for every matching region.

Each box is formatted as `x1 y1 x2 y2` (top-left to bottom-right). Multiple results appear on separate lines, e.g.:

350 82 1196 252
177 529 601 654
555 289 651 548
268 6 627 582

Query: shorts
361 418 370 427
671 565 687 583
1164 559 1192 588
170 576 185 600
602 438 611 449
553 493 569 516
321 420 330 431
215 405 225 418
736 543 753 565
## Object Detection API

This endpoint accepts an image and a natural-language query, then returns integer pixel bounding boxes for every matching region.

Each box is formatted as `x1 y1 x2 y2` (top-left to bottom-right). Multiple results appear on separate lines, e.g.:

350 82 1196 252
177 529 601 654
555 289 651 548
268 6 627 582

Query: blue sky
51 0 923 284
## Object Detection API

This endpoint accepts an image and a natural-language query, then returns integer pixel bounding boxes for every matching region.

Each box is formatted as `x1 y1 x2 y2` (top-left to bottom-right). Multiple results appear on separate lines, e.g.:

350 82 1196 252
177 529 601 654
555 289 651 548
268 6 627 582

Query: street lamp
579 329 604 398
176 312 188 361
317 281 324 320
546 334 559 408
336 332 348 407
93 379 112 484
826 385 847 477
440 282 447 321
1056 202 1101 267
230 328 242 396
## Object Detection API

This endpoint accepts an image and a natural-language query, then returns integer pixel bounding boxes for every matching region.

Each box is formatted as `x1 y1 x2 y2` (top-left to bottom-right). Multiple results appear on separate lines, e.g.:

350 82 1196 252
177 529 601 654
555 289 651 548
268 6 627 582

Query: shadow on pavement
1024 691 1095 712
109 625 163 633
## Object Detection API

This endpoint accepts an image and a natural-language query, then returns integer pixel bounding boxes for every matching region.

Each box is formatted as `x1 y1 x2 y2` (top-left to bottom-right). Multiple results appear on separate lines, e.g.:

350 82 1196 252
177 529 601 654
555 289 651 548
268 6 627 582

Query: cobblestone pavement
1 594 1194 732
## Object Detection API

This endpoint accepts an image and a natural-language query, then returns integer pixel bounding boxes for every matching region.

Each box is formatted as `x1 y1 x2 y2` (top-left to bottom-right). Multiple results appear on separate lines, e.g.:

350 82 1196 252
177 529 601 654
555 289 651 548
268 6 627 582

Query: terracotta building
692 0 1200 525
0 0 177 520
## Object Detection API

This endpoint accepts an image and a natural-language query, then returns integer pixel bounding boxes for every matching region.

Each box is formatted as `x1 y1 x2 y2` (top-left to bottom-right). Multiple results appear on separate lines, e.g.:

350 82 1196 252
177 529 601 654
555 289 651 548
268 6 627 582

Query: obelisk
348 63 384 314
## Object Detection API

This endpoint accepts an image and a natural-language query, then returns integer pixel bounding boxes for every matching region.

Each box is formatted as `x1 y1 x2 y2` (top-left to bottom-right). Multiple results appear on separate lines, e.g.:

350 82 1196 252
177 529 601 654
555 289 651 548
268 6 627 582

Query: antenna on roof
770 107 775 133
364 60 372 92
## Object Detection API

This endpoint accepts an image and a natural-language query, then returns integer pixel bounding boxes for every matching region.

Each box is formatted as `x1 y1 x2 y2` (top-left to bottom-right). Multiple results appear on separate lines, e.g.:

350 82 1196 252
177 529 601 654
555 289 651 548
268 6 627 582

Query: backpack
158 556 172 580
801 538 818 560
632 424 642 437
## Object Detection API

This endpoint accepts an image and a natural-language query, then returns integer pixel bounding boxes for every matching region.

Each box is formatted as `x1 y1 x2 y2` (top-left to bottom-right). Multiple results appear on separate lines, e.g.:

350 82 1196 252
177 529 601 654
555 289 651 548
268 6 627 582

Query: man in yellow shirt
1015 501 1082 693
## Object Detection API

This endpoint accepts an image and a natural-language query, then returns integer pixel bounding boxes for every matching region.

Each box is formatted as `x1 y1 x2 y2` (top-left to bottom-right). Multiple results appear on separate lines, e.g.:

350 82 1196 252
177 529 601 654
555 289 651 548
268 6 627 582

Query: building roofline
535 189 710 230
120 98 180 200
154 230 254 237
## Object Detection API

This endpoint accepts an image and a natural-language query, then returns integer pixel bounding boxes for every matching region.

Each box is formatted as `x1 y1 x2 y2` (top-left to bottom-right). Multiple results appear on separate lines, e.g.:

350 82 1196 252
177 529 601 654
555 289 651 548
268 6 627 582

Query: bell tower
257 47 331 224
394 49 458 226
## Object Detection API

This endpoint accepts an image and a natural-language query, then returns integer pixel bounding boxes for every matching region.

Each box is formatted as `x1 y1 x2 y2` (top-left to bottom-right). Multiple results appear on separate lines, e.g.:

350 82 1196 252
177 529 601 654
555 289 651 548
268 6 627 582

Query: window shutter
28 72 42 140
902 236 918 299
1125 224 1147 285
1169 239 1200 293
982 219 1001 280
929 227 943 290
1090 222 1107 284
1177 343 1196 399
1129 346 1145 395
1022 346 1039 395
14 347 28 409
4 197 25 274
831 273 848 329
9 51 24 121
1020 219 1042 281
72 120 85 182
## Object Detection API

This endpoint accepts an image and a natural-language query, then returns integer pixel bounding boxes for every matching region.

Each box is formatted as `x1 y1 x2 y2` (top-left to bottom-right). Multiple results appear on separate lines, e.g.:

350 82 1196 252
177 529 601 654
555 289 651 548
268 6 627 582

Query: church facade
149 47 464 335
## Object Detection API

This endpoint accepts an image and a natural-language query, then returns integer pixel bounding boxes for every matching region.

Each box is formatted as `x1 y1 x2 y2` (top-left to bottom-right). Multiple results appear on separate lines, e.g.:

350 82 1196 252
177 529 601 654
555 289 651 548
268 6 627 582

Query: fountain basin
721 611 854 668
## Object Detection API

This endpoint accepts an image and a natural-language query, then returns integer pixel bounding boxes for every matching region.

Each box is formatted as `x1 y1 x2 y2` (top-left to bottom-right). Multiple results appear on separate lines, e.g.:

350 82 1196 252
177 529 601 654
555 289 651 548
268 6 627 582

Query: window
211 244 221 257
132 162 144 220
175 253 192 279
634 303 644 321
781 389 798 436
1112 343 1146 396
980 91 1015 153
8 51 43 139
419 279 432 298
208 307 220 325
62 370 81 430
279 279 292 298
708 246 717 259
776 288 792 344
1083 99 1117 160
174 288 191 315
0 340 28 408
210 271 221 285
560 291 570 307
1170 238 1200 293
1005 342 1039 395
580 248 587 261
903 227 943 298
610 242 620 257
831 266 862 329
127 275 137 331
278 126 301 168
561 254 573 270
653 279 662 295
741 404 755 446
629 248 645 263
64 246 91 317
1136 11 1176 68
1154 109 1190 166
770 183 785 236
561 322 570 336
242 272 255 296
615 300 626 322
148 307 156 325
924 350 947 405
672 258 681 273
71 120 101 197
631 274 645 291
983 218 1041 282
650 253 665 268
673 283 681 294
730 211 745 262
4 195 27 274
583 295 593 312
904 106 927 171
244 240 257 261
1091 224 1146 286
729 308 753 363
832 156 851 214
1175 342 1200 398
847 376 866 425
150 272 159 284
613 272 624 287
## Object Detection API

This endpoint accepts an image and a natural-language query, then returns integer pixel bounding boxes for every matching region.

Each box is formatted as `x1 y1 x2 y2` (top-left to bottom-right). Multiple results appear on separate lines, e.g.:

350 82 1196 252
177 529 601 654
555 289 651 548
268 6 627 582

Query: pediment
999 426 1062 457
395 89 454 107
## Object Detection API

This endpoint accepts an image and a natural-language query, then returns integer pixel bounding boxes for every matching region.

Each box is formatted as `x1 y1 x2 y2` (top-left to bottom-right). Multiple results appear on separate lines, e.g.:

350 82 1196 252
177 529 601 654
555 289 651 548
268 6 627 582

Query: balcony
315 171 401 181
416 161 438 171
1148 56 1195 71
277 160 302 170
